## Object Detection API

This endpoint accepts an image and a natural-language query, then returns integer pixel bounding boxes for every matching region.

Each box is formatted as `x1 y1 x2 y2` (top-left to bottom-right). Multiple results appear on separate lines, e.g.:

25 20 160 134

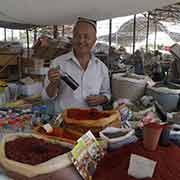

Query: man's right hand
48 68 61 84
46 68 61 98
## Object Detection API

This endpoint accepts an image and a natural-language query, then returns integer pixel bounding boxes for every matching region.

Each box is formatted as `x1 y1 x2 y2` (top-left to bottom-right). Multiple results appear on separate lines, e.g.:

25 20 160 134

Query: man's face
72 22 96 55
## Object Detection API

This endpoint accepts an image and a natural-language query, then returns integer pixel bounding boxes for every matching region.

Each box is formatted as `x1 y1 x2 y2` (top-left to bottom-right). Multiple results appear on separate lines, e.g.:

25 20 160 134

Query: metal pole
62 25 65 36
108 19 112 70
34 28 37 43
26 29 30 59
154 21 157 51
132 14 136 55
11 29 14 41
53 25 58 39
4 28 6 41
108 19 113 92
146 12 150 53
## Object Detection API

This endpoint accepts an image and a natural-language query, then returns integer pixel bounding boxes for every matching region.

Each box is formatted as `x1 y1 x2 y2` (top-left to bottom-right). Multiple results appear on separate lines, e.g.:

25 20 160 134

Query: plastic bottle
31 106 41 126
40 105 50 124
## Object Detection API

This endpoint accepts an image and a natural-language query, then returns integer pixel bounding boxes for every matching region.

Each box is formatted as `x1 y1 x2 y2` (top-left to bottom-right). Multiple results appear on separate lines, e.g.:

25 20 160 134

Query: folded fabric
128 154 157 179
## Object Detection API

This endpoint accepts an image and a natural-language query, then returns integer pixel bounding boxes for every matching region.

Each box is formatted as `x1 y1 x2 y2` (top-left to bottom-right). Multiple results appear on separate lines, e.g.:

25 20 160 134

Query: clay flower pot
143 123 165 151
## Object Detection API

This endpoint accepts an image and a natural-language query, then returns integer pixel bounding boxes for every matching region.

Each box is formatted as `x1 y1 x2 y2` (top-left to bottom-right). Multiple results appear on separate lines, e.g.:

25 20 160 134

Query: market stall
0 1 180 180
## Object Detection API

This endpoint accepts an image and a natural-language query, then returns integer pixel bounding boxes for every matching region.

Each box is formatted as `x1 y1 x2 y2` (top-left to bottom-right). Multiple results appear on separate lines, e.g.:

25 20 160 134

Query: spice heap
5 137 70 165
67 108 109 120
94 140 180 180
38 127 81 142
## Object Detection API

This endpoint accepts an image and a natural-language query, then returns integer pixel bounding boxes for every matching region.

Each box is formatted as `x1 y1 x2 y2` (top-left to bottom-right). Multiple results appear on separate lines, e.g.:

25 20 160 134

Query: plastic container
143 123 165 151
146 86 180 112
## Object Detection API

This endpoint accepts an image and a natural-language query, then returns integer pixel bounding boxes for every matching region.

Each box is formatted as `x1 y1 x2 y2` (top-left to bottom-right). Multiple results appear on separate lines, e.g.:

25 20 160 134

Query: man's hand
48 68 61 84
46 68 61 98
85 95 108 106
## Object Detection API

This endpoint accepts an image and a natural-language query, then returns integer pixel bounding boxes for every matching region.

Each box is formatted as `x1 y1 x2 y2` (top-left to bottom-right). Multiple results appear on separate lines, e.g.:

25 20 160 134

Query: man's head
72 18 97 55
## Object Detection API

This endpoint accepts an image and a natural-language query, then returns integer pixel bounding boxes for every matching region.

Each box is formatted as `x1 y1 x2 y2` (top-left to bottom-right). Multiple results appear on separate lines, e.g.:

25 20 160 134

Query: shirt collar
69 50 98 66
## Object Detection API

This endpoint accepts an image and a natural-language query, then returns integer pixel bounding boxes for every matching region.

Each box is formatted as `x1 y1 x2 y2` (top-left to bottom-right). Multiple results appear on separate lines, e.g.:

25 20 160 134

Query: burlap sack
112 73 147 101
0 133 72 178
33 126 83 144
63 109 120 127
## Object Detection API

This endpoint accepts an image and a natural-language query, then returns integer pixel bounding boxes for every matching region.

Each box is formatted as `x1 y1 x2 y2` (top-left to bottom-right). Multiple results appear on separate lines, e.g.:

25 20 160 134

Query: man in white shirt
42 18 111 113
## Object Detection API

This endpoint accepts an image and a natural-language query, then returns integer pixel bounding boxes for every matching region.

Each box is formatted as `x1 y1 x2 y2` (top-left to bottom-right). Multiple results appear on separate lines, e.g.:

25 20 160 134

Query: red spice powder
38 127 80 141
94 140 180 180
67 108 109 120
5 137 70 165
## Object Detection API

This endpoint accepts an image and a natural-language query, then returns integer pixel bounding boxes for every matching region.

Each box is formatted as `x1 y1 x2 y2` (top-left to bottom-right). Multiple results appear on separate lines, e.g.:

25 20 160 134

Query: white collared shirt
42 51 111 113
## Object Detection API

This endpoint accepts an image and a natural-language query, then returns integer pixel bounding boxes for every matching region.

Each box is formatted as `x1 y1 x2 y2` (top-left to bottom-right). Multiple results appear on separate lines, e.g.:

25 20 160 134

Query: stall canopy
0 21 38 29
0 0 179 26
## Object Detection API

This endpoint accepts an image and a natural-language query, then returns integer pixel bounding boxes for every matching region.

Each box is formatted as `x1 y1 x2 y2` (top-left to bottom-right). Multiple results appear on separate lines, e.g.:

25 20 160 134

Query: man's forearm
46 82 59 98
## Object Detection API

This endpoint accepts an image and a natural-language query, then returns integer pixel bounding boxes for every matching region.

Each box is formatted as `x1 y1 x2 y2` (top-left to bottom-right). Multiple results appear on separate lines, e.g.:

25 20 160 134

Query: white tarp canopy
0 0 179 25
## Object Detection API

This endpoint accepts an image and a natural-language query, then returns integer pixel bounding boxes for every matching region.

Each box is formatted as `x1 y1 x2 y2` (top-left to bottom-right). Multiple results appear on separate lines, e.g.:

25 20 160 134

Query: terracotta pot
143 123 164 151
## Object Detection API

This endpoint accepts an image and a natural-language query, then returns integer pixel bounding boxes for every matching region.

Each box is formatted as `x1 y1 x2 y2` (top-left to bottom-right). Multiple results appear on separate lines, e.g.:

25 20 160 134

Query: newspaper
70 131 104 180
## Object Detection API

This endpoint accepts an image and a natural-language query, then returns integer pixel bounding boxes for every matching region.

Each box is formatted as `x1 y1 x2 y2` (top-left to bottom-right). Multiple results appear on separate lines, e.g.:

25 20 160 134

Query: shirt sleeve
99 65 111 101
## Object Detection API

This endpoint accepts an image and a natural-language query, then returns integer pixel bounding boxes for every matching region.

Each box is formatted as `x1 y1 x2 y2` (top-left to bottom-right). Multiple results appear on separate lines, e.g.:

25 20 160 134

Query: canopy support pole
154 21 157 51
34 28 37 43
26 29 30 59
4 28 6 41
11 30 14 41
108 19 113 93
108 19 112 70
146 12 150 53
132 14 136 55
53 25 58 39
62 25 65 36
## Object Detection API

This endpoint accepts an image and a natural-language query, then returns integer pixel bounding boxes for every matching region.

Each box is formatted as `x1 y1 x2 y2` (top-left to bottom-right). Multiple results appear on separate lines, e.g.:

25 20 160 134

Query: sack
112 73 147 101
0 133 72 178
63 108 120 128
33 126 83 144
63 108 120 136
64 118 121 136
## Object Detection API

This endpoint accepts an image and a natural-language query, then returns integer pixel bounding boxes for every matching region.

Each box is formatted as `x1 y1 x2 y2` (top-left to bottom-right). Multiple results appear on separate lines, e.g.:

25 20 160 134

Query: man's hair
73 17 97 32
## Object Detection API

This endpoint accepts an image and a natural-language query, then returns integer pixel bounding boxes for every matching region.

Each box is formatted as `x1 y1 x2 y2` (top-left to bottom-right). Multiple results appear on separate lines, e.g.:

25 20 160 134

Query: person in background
151 50 163 82
119 47 131 64
169 58 180 83
133 50 144 75
42 17 111 113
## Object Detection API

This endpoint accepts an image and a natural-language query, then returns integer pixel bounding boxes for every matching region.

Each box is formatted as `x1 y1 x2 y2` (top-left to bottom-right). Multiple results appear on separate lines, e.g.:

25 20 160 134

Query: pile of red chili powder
94 140 180 180
67 108 109 120
5 137 70 165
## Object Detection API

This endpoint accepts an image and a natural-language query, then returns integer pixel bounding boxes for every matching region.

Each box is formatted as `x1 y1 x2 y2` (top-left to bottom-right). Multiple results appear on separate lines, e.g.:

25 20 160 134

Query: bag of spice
0 133 76 180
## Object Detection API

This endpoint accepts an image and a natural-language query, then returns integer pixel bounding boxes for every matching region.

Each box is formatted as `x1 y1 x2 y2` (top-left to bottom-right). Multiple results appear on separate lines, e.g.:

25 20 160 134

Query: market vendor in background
133 50 144 75
169 58 180 83
42 17 111 113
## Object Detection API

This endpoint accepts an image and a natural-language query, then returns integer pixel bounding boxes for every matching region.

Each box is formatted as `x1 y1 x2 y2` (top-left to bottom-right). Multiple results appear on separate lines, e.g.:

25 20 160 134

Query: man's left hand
85 95 108 106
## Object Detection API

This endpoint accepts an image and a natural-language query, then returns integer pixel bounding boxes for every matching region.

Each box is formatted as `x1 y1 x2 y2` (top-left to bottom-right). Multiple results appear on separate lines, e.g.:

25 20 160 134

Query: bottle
54 65 79 90
31 106 41 126
40 105 50 124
